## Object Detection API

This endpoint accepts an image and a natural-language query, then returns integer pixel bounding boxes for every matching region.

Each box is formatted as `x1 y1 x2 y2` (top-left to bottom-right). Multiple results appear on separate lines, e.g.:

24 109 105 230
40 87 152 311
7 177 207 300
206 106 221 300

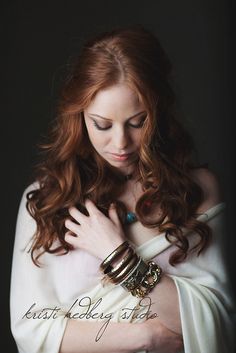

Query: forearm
59 275 182 353
59 319 149 353
147 274 182 335
110 246 181 334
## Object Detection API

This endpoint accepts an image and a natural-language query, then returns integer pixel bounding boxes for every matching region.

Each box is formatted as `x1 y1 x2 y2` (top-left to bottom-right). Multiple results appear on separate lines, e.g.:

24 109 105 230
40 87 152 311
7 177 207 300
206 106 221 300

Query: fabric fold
172 275 236 353
10 185 236 353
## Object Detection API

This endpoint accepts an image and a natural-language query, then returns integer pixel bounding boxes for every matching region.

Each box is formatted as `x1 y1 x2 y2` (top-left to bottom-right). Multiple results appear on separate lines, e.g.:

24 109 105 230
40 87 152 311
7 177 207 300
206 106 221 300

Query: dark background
2 0 235 351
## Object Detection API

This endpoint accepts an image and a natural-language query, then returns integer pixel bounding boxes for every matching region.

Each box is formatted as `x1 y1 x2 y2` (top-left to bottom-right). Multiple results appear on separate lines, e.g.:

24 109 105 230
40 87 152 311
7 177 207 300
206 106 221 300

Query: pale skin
59 84 222 353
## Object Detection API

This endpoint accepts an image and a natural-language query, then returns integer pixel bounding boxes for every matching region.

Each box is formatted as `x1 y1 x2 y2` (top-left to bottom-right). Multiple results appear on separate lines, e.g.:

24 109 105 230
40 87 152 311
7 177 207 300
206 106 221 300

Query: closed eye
128 118 146 128
92 121 111 130
91 115 146 131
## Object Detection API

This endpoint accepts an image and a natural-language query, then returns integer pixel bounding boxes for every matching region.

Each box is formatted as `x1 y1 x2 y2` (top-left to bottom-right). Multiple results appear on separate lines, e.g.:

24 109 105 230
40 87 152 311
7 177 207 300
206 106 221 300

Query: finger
65 219 80 235
64 231 80 248
68 207 87 224
84 199 101 215
108 203 121 226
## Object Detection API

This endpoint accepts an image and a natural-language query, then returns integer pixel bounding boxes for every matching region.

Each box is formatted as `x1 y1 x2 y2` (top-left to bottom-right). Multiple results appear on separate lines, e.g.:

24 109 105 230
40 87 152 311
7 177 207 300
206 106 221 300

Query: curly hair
26 25 211 266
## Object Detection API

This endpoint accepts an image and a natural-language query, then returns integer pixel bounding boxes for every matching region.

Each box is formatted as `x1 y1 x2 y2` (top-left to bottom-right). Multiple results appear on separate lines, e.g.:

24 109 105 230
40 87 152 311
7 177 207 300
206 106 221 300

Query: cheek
87 130 109 149
132 131 142 145
85 121 103 148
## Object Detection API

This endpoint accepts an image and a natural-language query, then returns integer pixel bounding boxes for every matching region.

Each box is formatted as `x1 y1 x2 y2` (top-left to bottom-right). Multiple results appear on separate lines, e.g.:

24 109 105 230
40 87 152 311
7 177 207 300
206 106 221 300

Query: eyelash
92 119 145 131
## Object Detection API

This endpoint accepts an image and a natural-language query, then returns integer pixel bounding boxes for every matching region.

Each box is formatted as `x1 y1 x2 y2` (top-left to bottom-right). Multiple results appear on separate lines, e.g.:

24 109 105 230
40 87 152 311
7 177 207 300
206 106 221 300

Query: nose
113 126 130 150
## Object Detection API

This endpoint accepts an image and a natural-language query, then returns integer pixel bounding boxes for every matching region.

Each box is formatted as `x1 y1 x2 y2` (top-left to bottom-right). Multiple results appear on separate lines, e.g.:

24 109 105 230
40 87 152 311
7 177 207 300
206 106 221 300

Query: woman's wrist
99 241 162 299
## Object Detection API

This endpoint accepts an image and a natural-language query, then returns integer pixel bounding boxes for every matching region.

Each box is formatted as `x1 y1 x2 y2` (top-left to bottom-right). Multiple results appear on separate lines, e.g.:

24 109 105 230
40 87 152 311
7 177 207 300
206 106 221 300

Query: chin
108 160 137 173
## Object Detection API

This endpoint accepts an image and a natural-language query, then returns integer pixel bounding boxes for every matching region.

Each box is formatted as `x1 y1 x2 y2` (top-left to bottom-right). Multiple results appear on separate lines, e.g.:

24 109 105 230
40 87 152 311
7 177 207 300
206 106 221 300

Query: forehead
86 84 145 117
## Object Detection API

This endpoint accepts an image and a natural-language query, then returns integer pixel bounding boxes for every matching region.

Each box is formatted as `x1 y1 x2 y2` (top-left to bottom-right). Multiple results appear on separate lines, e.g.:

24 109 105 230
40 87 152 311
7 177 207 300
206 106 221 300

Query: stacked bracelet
100 241 162 298
100 241 130 273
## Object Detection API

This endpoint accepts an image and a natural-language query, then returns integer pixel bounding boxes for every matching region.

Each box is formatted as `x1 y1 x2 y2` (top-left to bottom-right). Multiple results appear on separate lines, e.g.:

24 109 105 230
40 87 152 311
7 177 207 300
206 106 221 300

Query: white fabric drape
10 183 236 353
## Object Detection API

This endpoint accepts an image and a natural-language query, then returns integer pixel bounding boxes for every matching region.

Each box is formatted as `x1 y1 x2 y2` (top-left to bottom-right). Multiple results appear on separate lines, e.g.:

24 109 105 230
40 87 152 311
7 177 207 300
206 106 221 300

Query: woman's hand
64 200 126 260
143 318 183 353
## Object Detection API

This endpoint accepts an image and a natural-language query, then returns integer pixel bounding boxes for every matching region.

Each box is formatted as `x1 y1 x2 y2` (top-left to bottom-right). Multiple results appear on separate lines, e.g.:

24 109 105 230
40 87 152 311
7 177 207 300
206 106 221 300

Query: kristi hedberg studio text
22 296 158 341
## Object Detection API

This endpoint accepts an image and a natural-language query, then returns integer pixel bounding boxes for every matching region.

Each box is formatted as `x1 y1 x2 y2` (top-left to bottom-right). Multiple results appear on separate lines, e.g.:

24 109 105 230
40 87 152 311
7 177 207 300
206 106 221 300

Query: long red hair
26 25 211 266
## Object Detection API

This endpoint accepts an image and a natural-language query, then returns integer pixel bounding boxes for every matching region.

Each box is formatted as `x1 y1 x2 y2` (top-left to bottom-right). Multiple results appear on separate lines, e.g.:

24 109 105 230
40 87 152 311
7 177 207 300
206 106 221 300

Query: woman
10 25 235 353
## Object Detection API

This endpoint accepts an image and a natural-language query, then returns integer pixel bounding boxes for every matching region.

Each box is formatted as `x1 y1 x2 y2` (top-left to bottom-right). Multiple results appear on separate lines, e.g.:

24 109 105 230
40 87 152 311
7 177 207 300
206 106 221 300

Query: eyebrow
87 111 146 121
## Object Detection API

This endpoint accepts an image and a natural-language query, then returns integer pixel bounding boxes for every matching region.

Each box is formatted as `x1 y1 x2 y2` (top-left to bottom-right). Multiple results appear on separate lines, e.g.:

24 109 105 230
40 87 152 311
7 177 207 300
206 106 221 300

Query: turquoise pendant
126 212 137 224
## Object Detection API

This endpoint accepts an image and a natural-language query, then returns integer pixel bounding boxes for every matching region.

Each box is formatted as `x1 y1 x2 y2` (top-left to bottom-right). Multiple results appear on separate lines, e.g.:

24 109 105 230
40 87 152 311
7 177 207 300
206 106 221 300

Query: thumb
108 203 121 225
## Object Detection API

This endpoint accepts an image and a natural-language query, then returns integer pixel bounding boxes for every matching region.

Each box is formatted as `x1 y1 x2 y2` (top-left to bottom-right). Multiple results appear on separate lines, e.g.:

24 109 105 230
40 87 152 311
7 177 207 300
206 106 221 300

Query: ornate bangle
141 261 162 289
120 258 149 291
130 261 162 298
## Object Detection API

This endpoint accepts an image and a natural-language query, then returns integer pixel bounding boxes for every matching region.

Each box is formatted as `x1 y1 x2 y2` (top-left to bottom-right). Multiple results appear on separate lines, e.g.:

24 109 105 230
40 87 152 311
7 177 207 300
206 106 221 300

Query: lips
110 152 133 161
111 153 132 157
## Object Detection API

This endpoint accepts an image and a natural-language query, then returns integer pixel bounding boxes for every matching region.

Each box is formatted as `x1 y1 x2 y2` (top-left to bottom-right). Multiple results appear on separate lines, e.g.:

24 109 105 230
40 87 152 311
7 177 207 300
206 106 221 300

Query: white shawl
10 185 236 353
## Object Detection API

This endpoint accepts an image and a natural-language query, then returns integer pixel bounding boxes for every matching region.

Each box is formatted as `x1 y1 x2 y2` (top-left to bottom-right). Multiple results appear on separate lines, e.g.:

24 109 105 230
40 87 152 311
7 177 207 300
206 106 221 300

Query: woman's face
83 84 147 175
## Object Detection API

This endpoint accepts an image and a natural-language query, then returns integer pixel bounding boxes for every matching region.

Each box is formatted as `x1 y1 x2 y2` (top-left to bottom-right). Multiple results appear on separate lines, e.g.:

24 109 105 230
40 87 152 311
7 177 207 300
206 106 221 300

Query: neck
124 173 133 181
121 166 138 181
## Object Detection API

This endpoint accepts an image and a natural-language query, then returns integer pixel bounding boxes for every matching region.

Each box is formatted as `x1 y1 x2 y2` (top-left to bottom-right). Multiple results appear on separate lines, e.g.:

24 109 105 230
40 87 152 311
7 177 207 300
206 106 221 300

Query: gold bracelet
107 247 135 278
99 241 162 299
110 253 140 284
100 241 129 272
141 261 162 289
130 261 162 298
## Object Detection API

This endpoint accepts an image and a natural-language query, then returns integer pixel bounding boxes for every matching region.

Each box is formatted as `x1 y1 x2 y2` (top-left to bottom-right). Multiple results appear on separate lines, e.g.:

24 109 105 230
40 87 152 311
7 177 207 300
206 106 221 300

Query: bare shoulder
190 167 223 213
